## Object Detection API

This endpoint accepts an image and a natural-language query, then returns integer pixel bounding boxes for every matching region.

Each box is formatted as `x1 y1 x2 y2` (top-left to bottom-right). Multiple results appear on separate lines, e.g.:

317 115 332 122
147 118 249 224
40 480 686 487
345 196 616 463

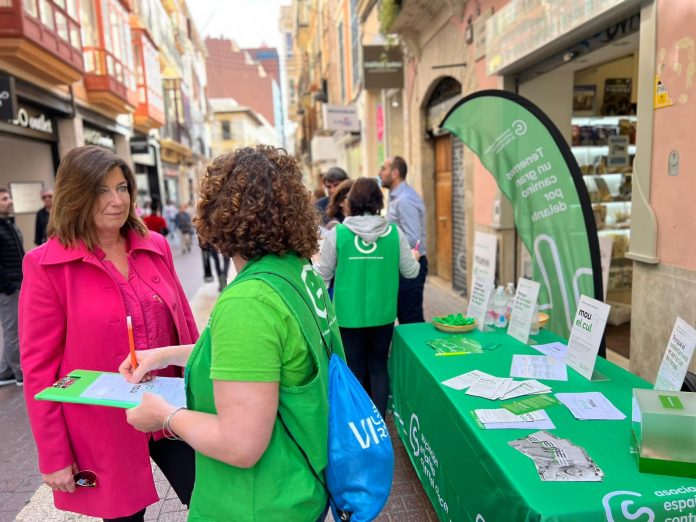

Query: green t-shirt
210 279 315 387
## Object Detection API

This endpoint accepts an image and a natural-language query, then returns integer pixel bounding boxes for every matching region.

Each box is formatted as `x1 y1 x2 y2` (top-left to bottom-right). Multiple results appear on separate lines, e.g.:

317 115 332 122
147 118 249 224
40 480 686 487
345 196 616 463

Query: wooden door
434 135 452 281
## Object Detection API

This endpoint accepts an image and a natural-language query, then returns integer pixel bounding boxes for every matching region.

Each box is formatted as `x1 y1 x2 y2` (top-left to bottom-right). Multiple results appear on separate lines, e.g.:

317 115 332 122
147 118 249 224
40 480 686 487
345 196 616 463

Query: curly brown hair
195 145 320 260
326 178 354 222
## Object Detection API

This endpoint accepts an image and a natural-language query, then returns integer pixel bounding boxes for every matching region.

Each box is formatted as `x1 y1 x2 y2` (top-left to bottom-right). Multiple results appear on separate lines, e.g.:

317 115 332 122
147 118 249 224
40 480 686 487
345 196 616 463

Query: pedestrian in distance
0 187 24 387
324 178 354 230
175 203 193 254
35 187 53 246
143 198 168 237
379 155 428 324
163 199 178 245
19 145 198 521
315 166 348 226
315 177 420 416
121 145 344 521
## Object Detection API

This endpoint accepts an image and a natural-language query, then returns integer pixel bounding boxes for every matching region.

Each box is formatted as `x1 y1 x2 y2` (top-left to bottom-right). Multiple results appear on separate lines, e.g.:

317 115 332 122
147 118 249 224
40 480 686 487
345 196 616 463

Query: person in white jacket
315 177 419 415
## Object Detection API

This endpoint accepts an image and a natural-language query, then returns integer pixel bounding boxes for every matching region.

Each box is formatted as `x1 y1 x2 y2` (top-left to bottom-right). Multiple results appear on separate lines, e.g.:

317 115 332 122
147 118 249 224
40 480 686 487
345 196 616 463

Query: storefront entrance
434 135 453 282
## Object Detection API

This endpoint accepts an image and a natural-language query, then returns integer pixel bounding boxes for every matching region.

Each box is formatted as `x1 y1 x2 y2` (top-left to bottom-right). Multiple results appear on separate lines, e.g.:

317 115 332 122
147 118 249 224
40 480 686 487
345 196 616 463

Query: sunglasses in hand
74 470 97 487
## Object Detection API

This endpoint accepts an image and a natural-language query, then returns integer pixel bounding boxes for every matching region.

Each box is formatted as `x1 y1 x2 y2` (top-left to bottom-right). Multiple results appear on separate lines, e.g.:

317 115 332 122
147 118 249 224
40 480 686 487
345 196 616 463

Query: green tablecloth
389 323 696 521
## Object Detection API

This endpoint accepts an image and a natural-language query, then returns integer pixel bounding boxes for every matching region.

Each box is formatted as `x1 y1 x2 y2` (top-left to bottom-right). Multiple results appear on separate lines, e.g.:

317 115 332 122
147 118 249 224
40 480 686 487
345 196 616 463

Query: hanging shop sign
322 104 360 133
441 90 603 344
0 75 17 120
83 125 116 151
486 0 641 75
363 45 403 90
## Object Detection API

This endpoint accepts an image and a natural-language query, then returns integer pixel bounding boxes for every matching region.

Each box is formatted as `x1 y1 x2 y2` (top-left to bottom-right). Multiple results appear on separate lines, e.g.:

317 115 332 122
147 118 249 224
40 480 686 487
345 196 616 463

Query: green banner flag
442 90 602 340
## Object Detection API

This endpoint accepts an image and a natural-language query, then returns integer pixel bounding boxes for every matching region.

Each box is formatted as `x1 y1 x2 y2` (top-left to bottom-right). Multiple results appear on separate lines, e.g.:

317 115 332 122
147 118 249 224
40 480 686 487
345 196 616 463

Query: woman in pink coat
19 146 199 521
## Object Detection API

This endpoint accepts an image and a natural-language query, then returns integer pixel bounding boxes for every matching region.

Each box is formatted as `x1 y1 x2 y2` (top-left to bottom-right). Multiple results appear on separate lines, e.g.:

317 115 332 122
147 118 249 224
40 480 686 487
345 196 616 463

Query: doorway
434 135 452 281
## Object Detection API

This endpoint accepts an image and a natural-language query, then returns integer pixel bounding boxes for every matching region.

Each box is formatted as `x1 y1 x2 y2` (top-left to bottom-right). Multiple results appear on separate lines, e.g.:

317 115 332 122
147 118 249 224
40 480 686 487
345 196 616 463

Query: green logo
659 395 684 410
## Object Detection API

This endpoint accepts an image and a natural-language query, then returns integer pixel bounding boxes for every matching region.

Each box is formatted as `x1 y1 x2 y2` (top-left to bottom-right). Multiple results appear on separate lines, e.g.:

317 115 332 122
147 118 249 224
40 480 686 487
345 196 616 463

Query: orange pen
127 316 138 370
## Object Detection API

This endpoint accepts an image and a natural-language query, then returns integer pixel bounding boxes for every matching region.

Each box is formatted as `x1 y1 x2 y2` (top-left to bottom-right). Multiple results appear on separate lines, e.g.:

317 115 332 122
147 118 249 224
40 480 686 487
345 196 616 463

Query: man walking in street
379 156 427 324
315 166 349 226
34 188 53 245
0 188 24 386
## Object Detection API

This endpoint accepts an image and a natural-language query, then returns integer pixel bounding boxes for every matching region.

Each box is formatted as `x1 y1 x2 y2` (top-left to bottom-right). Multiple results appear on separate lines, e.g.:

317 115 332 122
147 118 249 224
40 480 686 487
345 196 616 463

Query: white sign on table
654 317 696 391
565 295 611 380
472 231 497 285
467 274 494 332
507 278 540 344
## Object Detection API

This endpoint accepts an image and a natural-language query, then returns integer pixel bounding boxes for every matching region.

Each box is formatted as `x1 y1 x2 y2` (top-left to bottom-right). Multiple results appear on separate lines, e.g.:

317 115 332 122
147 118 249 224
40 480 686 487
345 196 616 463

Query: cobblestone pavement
2 265 469 521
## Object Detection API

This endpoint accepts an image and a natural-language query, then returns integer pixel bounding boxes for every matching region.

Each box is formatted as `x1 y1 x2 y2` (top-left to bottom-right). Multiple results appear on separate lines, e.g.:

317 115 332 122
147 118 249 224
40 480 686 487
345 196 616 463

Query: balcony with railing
132 25 164 131
160 78 192 163
0 0 83 84
81 0 137 115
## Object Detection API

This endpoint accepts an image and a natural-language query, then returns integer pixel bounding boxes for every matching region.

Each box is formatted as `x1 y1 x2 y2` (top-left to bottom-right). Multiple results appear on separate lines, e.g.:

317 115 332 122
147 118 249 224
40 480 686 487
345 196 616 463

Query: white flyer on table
474 408 547 424
500 380 552 400
79 374 187 408
466 274 494 332
467 376 513 400
531 342 568 359
441 370 494 391
507 278 541 344
510 355 568 381
654 317 696 391
483 410 555 430
566 295 611 380
555 392 625 420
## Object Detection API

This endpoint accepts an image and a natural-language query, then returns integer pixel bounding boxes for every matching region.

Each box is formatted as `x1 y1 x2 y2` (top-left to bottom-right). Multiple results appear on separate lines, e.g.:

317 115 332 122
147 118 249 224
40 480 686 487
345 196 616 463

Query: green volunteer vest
334 223 400 328
185 253 344 521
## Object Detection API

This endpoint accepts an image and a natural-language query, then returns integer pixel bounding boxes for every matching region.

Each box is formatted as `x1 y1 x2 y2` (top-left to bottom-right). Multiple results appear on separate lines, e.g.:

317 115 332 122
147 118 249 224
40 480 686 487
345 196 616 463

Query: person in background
325 179 354 230
0 188 24 387
120 145 341 521
19 145 198 521
315 178 419 415
175 204 193 254
35 188 53 246
163 200 178 243
310 187 325 206
379 156 428 324
143 199 168 237
314 166 348 226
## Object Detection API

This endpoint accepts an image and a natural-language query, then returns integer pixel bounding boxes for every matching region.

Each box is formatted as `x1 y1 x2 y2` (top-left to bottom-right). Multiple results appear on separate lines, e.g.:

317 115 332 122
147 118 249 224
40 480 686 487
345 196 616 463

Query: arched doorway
425 77 462 283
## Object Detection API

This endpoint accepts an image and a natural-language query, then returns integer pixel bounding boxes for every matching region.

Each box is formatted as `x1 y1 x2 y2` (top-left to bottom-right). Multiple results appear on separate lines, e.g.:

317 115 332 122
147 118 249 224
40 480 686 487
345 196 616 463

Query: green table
389 323 696 521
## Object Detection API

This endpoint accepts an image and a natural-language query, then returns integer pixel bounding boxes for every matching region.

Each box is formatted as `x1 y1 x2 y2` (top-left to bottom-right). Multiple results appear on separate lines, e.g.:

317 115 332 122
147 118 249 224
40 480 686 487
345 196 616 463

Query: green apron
334 223 400 328
185 253 344 521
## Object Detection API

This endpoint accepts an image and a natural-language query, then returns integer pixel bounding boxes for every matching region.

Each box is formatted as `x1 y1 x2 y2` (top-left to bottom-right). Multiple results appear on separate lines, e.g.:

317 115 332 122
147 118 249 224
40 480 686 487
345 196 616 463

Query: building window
221 121 231 140
338 22 345 102
285 32 293 57
350 0 360 89
23 0 38 18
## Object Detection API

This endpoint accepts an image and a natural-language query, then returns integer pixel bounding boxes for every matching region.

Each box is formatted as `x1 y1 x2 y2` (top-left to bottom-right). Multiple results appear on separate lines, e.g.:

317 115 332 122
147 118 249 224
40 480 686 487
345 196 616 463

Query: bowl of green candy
432 314 476 333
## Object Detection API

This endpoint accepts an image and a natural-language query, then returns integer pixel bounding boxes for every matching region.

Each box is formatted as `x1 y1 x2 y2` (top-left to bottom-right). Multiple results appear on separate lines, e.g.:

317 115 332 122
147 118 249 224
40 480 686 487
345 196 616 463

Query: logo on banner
512 119 527 136
409 413 420 456
354 236 378 254
301 265 328 319
602 491 655 522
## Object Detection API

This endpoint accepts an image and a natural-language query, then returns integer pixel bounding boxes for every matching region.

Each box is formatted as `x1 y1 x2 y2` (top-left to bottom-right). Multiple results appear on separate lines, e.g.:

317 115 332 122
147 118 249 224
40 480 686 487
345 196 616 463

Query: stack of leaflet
473 408 555 430
441 370 551 400
509 431 604 482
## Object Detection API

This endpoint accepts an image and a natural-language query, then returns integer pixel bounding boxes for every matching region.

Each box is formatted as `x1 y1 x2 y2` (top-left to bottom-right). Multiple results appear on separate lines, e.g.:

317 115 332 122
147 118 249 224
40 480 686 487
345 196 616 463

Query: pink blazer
19 231 199 519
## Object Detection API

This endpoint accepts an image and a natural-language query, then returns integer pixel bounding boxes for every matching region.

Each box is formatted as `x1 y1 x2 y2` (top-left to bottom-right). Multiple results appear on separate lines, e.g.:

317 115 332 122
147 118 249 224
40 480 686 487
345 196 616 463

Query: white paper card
79 374 186 408
510 355 568 381
474 408 547 424
555 392 625 420
467 274 494 332
441 370 494 391
483 411 555 430
472 231 497 285
500 380 551 400
566 295 611 380
507 278 541 344
531 342 568 359
654 317 696 391
467 376 513 400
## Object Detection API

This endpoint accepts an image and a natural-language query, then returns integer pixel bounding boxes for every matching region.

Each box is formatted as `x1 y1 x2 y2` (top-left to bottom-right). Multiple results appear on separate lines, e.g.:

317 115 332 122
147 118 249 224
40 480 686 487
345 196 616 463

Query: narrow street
0 239 471 521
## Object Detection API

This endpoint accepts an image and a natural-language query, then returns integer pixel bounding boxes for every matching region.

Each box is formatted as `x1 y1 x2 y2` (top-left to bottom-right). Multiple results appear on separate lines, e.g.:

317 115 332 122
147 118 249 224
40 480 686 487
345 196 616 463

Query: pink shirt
97 248 179 350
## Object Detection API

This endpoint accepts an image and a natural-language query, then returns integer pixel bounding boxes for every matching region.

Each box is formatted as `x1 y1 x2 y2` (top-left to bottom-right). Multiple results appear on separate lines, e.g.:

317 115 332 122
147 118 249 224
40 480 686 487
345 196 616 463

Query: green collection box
631 388 696 478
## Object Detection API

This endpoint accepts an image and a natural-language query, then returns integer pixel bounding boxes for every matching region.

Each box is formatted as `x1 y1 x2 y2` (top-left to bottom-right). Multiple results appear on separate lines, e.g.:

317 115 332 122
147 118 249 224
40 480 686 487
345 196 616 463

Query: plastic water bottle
530 302 540 335
504 282 516 321
493 286 508 329
485 286 496 326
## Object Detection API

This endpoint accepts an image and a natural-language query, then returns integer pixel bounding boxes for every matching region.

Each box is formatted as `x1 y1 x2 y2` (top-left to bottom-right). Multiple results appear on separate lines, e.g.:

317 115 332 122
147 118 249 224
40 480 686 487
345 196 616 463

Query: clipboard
35 370 186 409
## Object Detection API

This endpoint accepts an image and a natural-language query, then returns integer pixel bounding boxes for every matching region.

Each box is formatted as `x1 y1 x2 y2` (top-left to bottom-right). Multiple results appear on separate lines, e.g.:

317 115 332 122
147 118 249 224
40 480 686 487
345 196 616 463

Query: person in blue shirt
379 156 427 324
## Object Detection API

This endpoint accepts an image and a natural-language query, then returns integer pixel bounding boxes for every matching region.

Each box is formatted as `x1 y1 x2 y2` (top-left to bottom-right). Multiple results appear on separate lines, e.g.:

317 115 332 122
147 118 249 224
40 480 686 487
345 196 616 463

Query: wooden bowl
432 320 476 334
538 312 550 327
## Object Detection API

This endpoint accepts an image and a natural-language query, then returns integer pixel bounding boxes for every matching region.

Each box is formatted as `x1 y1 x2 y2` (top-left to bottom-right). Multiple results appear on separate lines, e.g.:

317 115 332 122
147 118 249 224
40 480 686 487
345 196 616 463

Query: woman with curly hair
120 145 344 521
